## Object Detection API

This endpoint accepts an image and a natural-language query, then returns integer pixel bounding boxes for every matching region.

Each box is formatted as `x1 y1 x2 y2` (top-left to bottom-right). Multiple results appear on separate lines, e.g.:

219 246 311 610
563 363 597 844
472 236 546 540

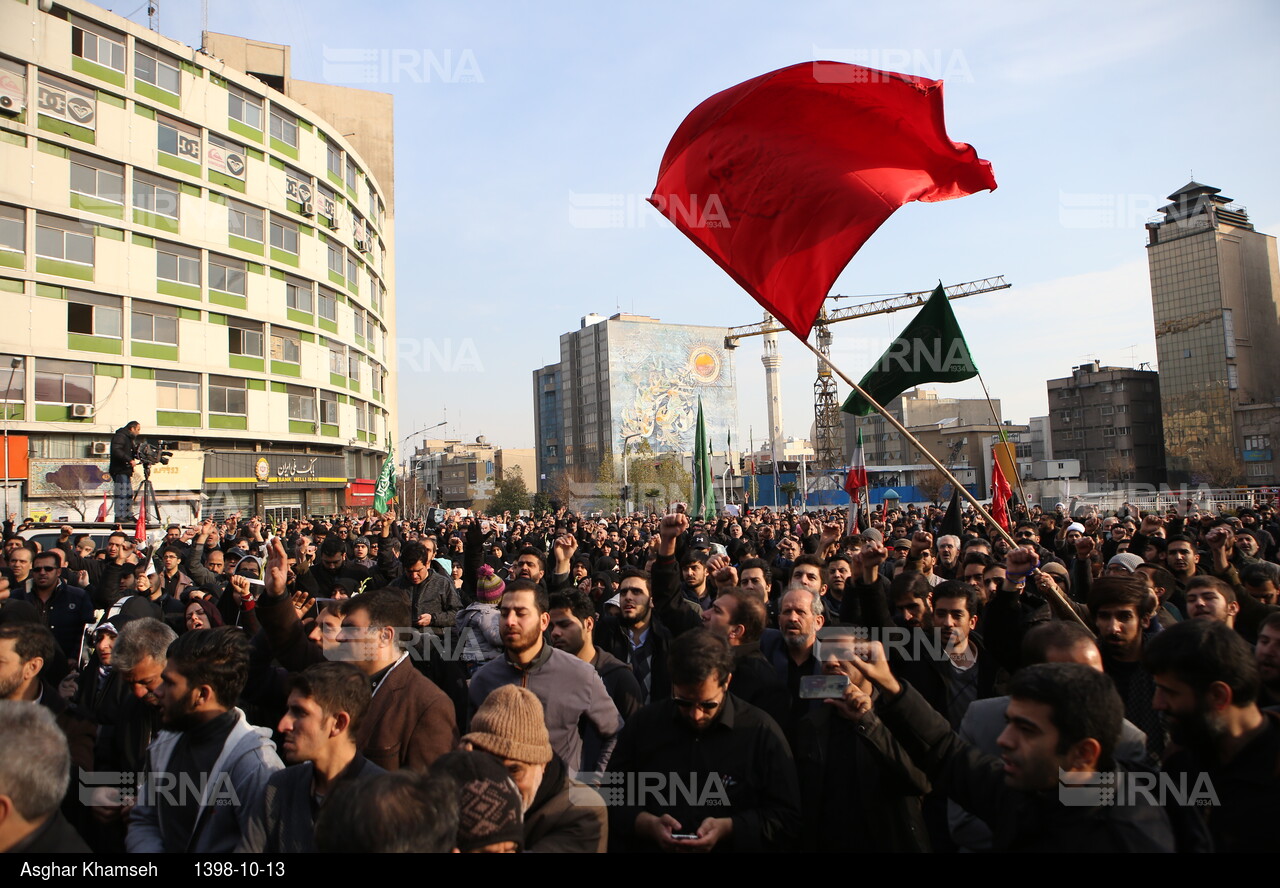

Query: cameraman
109 420 141 523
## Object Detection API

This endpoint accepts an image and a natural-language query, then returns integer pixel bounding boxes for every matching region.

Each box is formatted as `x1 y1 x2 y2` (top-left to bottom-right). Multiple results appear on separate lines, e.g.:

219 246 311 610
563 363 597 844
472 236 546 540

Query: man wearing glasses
605 628 801 853
11 551 93 662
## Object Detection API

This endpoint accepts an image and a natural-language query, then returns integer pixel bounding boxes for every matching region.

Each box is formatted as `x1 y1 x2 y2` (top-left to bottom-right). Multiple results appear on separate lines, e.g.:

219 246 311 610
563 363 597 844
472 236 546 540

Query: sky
130 0 1280 452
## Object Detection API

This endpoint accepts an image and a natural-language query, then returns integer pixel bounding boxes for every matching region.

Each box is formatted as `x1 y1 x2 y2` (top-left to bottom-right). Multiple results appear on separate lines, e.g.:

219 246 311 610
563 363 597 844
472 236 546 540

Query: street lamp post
620 433 643 516
399 420 447 520
2 358 21 521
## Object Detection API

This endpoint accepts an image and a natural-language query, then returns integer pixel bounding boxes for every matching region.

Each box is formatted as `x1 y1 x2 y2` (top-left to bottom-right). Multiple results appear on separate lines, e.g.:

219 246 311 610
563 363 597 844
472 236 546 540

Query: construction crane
724 276 1011 474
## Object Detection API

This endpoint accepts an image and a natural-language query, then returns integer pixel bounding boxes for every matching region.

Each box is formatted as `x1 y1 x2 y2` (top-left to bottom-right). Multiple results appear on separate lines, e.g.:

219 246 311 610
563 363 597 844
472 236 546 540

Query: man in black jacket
237 661 384 852
606 629 801 852
847 645 1176 852
109 421 140 523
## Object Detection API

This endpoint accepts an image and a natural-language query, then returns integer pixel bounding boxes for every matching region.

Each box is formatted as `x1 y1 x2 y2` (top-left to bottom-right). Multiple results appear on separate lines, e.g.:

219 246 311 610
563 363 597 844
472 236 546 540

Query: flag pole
794 336 1090 631
977 371 1032 515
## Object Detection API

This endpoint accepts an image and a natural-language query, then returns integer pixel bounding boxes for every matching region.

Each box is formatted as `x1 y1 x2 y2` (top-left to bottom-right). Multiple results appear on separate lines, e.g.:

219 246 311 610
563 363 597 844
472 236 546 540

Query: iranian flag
844 427 868 534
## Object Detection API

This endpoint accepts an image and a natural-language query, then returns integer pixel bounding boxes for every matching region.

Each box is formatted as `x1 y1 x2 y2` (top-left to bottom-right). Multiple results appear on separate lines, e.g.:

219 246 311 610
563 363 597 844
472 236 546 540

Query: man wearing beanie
469 580 621 773
462 685 607 853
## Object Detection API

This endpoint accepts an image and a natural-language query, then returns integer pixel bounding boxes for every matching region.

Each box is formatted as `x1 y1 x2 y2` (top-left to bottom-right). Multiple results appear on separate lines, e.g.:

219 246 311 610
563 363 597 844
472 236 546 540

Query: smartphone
800 674 850 700
670 833 699 841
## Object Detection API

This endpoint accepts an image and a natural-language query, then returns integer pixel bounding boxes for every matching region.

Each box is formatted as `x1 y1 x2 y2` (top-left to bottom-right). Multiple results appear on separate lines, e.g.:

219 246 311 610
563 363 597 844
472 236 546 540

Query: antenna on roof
147 2 158 32
200 0 209 52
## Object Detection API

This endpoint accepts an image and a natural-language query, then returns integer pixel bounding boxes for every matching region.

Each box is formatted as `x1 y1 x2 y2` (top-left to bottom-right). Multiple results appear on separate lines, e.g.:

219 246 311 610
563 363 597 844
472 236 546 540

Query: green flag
692 397 715 520
842 283 978 416
374 444 397 513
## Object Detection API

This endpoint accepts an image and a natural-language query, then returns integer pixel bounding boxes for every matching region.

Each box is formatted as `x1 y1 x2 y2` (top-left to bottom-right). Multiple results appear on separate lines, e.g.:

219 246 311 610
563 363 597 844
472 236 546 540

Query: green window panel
37 116 94 143
135 80 180 109
67 333 122 355
37 259 93 281
209 414 248 430
156 280 200 300
156 410 200 427
228 355 263 372
130 342 177 360
71 56 126 88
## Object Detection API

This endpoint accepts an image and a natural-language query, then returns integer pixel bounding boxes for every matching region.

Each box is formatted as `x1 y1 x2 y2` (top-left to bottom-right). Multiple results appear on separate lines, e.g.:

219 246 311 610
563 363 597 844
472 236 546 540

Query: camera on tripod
134 440 174 468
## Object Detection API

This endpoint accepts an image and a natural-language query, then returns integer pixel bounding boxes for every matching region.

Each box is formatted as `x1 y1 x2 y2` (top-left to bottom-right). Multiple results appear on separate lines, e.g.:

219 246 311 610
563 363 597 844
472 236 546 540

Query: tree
654 453 691 508
595 448 620 513
779 482 798 508
916 468 950 505
530 489 552 516
489 465 531 515
549 472 576 511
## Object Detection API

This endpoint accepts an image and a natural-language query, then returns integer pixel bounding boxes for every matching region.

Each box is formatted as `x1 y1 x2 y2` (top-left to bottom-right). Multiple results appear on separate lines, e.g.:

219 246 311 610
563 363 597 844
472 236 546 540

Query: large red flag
990 449 1012 531
95 491 109 523
650 61 996 339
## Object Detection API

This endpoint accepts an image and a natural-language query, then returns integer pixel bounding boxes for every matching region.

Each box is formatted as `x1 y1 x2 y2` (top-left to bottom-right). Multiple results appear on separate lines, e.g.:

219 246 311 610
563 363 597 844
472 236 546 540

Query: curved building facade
0 0 395 519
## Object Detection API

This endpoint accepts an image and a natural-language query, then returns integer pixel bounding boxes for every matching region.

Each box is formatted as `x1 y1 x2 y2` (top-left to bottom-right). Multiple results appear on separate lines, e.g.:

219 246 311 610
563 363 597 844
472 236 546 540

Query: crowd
0 495 1277 853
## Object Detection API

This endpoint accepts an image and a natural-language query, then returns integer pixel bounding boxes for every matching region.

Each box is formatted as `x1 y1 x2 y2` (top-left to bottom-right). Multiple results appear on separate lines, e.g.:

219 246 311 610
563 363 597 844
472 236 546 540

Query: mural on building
611 324 737 453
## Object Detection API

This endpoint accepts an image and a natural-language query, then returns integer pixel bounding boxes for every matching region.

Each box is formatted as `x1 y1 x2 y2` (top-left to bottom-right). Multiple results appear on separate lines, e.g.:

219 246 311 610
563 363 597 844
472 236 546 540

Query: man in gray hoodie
127 627 282 853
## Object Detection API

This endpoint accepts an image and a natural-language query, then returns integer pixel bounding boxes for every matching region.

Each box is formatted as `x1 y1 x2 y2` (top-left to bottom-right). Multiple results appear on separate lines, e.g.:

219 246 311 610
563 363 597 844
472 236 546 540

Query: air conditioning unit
72 403 95 418
354 235 369 252
0 94 24 115
300 199 315 216
326 215 340 230
90 441 110 456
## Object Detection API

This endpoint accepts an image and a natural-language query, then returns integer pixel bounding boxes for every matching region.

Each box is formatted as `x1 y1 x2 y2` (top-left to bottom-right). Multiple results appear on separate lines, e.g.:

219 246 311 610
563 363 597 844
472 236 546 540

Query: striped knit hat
475 565 505 603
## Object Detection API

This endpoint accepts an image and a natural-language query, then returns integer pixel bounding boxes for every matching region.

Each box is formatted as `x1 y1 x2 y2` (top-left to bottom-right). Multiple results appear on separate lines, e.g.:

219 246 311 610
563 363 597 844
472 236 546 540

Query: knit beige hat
462 685 553 764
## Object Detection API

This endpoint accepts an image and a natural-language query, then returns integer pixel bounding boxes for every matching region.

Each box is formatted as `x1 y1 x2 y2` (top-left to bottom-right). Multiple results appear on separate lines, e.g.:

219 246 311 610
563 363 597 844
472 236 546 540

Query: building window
355 400 368 432
353 308 365 339
228 201 264 243
285 277 312 312
270 218 299 255
228 86 263 130
36 216 94 266
345 156 357 190
67 292 121 338
269 108 297 147
347 252 358 287
208 254 246 295
34 359 93 405
70 154 124 205
156 242 199 285
228 320 263 357
135 45 181 95
1248 463 1272 478
1115 382 1126 392
1245 435 1271 451
0 355 24 403
72 20 126 73
318 288 338 322
287 385 315 421
329 345 344 374
157 116 199 161
1099 405 1113 416
348 351 361 381
131 301 178 345
209 375 247 415
271 331 301 364
328 242 343 276
0 205 23 255
133 173 180 220
1117 427 1131 436
320 391 338 424
1103 428 1116 438
327 143 342 179
1116 404 1128 414
155 369 199 411
367 188 378 220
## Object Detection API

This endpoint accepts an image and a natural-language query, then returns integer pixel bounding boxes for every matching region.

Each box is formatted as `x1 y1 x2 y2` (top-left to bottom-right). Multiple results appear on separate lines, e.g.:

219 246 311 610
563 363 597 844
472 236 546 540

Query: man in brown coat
259 539 457 772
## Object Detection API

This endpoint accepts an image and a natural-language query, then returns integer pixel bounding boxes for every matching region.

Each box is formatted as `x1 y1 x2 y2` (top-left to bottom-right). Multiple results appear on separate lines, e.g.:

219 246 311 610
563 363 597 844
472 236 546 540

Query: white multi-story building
0 1 395 519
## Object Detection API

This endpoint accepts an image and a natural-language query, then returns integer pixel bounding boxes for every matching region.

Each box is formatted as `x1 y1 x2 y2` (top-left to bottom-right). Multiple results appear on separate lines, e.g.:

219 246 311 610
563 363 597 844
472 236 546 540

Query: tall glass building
1146 182 1280 485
